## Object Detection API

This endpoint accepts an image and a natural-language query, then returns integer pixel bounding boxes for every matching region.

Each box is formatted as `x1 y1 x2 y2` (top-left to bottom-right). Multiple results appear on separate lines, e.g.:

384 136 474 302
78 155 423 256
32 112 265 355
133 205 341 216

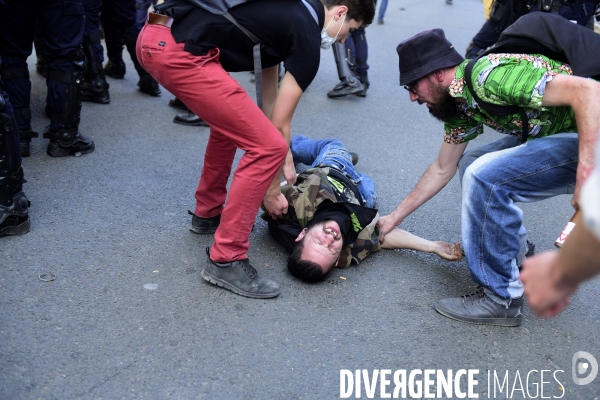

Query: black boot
0 112 30 236
327 75 365 98
104 52 126 79
168 97 189 111
138 73 161 97
44 126 95 157
12 107 39 157
46 53 95 157
82 33 111 104
124 34 161 96
356 70 369 97
173 111 209 126
18 128 39 157
82 63 111 104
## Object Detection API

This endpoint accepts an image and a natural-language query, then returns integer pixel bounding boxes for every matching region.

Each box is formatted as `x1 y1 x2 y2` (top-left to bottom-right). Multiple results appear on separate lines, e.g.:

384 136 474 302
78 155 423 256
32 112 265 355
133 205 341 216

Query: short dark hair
321 0 375 26
287 238 329 283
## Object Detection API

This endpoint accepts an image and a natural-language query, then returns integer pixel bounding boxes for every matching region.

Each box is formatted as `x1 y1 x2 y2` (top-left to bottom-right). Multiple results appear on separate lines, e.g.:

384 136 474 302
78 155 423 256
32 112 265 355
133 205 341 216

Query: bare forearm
388 141 465 226
261 65 279 119
381 228 435 252
389 161 456 225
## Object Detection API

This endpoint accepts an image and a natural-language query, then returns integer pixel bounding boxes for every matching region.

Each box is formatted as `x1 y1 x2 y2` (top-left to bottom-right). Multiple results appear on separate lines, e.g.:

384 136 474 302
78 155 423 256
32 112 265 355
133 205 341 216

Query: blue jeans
290 135 378 208
377 0 388 22
458 133 578 305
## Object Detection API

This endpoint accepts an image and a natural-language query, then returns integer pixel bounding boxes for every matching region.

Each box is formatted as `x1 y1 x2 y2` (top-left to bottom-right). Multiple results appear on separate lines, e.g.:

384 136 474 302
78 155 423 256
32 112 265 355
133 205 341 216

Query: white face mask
320 13 346 50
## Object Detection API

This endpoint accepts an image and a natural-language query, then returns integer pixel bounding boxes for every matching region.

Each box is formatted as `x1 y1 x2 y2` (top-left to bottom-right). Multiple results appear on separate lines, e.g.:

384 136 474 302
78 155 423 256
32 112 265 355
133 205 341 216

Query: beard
428 84 459 122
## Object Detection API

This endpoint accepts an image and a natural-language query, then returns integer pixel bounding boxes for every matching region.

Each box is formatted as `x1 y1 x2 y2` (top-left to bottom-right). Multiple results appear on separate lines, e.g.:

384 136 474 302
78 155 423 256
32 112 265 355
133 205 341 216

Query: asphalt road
2 0 600 398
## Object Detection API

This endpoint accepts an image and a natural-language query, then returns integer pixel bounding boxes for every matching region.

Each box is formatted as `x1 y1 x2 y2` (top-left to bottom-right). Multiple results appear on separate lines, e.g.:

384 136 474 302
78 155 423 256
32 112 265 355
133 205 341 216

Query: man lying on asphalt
264 136 462 282
377 28 600 326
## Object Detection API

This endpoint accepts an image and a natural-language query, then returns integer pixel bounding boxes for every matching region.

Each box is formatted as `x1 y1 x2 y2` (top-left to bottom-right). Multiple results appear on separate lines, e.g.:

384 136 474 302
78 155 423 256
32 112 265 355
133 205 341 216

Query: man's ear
433 69 445 82
295 228 307 242
335 5 348 18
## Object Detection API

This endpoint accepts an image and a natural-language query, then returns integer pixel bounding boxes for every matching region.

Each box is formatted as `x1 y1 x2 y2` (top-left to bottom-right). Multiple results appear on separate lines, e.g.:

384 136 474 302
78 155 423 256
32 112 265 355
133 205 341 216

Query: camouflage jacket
263 167 381 268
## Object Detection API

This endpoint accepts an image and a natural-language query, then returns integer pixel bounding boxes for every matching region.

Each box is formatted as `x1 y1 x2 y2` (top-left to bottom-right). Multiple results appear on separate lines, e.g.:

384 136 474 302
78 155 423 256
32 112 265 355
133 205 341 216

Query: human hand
283 150 297 185
263 192 289 219
433 241 463 262
377 214 400 243
521 251 577 318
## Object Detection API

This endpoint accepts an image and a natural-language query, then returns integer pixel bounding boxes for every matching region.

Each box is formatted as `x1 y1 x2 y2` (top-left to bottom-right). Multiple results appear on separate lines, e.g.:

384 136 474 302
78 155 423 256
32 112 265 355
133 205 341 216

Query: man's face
338 19 363 44
406 74 459 122
323 7 363 45
295 220 343 273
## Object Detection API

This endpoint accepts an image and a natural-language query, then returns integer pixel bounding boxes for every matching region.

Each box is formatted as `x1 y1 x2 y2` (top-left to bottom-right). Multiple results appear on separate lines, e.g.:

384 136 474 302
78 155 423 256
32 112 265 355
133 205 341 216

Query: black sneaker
435 287 523 327
201 249 280 298
349 151 359 166
188 210 220 234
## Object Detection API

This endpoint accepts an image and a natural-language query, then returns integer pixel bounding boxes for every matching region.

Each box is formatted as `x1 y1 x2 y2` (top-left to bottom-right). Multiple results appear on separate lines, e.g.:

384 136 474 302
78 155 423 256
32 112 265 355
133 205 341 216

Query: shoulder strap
222 12 263 110
465 55 529 143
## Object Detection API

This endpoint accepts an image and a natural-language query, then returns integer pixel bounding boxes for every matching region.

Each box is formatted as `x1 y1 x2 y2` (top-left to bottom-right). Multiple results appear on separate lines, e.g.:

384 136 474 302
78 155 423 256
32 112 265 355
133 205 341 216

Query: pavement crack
80 360 139 396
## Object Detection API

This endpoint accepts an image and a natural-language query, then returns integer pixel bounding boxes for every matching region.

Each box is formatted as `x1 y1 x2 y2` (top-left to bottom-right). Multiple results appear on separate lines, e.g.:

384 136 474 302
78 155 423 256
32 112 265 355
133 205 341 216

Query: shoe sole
82 96 111 104
173 118 209 127
0 218 31 237
434 305 521 327
139 88 161 97
190 225 218 234
47 142 96 157
327 90 367 98
200 268 280 299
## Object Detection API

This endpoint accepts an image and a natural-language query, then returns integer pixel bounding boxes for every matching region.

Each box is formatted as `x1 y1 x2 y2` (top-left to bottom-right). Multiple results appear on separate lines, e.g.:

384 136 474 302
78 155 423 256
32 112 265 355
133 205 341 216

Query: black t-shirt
160 0 324 91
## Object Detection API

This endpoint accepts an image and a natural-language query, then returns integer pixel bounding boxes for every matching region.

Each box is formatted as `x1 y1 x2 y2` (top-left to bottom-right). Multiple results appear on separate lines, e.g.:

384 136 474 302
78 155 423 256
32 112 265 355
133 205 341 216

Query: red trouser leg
137 24 288 262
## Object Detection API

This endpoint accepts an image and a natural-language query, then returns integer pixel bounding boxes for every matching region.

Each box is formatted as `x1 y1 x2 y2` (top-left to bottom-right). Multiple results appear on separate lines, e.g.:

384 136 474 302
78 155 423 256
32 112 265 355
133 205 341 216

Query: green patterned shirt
443 54 578 144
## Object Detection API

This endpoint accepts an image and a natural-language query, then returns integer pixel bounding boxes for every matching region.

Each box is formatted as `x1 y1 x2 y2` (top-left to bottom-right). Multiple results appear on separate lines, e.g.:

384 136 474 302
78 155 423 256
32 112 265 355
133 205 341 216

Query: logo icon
572 351 598 385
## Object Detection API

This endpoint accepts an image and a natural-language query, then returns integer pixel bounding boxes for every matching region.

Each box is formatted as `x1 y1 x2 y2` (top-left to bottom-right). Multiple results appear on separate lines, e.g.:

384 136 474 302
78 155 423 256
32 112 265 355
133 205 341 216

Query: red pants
137 23 287 262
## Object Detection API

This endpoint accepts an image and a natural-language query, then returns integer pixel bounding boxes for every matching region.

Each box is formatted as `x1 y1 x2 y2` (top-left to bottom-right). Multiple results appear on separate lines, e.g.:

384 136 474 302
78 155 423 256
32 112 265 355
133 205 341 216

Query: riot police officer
0 0 95 157
81 0 161 104
0 55 30 236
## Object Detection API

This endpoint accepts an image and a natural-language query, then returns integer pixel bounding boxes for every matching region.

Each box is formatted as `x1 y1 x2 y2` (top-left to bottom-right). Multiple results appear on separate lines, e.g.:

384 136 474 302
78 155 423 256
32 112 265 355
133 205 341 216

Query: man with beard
265 136 462 283
377 29 600 326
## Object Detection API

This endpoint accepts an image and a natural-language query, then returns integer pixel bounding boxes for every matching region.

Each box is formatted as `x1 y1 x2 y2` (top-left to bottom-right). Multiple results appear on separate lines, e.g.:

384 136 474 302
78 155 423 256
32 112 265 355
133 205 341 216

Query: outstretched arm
381 228 462 261
377 140 467 242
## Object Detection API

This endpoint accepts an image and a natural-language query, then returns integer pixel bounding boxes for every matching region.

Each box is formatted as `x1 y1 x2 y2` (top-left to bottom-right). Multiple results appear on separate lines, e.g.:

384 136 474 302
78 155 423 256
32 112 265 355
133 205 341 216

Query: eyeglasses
403 82 418 95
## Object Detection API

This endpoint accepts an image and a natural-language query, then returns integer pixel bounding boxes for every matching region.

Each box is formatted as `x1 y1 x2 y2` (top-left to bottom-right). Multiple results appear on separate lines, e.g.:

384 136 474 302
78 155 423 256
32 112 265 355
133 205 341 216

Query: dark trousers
83 0 139 63
0 0 85 131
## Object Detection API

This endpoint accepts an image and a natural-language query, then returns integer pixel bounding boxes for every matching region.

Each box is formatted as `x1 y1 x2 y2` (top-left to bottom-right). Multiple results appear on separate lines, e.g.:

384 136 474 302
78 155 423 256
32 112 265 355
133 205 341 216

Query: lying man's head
287 220 344 282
